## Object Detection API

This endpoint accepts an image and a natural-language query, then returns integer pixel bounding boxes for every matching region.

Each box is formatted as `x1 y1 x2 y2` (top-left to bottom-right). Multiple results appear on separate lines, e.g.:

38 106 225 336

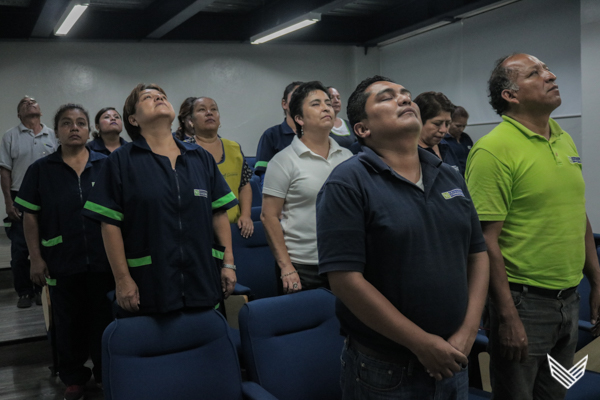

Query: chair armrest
242 381 279 400
580 320 594 332
234 283 252 296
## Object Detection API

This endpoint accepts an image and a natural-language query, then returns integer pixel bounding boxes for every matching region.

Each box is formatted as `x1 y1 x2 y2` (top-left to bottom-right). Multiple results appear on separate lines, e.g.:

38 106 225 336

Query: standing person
174 97 196 143
327 86 357 149
466 53 600 400
254 81 303 179
317 76 489 399
261 81 352 294
83 84 238 315
16 104 113 400
413 91 461 173
191 96 254 238
444 106 473 175
87 107 127 155
0 96 57 308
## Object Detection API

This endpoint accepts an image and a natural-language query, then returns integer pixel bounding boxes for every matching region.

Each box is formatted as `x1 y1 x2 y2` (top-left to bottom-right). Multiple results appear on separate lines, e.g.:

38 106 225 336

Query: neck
21 116 42 133
418 138 430 149
194 131 219 144
100 132 121 145
369 134 421 182
505 110 552 139
334 115 343 128
285 114 296 132
61 144 88 159
300 127 331 149
140 122 176 148
449 131 461 141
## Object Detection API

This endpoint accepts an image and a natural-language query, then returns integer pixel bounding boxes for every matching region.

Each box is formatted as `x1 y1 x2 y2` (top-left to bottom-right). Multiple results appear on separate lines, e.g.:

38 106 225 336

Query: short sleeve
240 159 252 188
0 132 13 171
14 163 40 214
460 180 487 254
316 180 366 275
210 156 239 213
262 157 290 199
254 130 275 176
466 148 512 221
82 157 124 227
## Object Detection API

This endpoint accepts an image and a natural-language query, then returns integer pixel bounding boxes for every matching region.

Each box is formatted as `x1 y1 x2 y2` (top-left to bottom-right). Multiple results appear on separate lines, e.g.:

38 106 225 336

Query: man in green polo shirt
466 53 600 400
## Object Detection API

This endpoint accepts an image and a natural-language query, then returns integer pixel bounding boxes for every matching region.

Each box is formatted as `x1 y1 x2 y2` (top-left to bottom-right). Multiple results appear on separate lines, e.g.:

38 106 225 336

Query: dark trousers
6 190 39 296
49 271 114 386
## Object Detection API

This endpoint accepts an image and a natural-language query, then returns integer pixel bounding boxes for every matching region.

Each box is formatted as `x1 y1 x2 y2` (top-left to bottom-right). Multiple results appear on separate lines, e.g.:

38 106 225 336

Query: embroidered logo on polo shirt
568 156 582 164
91 182 95 187
194 189 207 197
441 189 464 200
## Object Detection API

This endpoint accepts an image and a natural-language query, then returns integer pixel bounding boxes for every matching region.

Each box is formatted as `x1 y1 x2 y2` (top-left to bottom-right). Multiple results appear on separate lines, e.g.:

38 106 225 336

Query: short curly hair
488 54 520 116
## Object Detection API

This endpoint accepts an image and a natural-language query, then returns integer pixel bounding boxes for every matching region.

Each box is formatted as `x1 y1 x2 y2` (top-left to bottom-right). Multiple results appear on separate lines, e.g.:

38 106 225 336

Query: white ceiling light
55 2 89 36
251 12 321 45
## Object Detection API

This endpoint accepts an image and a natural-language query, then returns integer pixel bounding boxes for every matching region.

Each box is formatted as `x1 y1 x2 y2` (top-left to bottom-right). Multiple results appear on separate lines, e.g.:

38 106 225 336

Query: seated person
261 81 352 294
414 91 460 173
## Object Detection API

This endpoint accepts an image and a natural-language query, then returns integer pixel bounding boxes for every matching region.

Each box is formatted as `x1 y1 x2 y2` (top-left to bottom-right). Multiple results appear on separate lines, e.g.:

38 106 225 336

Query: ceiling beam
30 0 70 38
146 0 216 39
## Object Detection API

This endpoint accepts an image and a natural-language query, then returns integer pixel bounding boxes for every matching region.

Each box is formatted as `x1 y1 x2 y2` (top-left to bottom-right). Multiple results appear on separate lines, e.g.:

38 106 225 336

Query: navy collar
281 119 295 135
48 146 105 168
132 135 197 155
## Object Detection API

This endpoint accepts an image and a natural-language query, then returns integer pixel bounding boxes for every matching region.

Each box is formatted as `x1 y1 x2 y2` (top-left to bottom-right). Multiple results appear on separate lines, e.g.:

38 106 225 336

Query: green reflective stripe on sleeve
212 192 236 210
46 278 56 286
255 161 268 168
4 222 11 228
14 197 41 211
84 201 124 221
212 248 224 260
41 236 63 247
126 256 152 268
214 303 220 310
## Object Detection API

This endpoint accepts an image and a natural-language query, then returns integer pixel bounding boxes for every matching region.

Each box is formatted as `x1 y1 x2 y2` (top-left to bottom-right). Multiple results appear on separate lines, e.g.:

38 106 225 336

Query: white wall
379 0 581 146
0 41 354 156
581 0 600 228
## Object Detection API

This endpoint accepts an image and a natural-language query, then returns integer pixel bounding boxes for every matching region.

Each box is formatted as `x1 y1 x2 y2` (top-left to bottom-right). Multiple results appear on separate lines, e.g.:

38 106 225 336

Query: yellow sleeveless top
217 138 244 223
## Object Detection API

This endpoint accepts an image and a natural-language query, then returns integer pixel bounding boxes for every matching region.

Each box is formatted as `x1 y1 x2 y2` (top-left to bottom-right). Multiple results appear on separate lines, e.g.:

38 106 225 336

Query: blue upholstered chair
251 206 262 221
239 288 344 400
250 175 262 207
102 309 276 400
231 221 278 299
577 273 594 351
565 370 600 399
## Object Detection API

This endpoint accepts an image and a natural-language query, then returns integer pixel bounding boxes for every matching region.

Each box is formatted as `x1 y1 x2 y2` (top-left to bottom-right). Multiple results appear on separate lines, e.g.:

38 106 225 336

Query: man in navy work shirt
444 106 473 175
316 75 489 400
254 81 302 179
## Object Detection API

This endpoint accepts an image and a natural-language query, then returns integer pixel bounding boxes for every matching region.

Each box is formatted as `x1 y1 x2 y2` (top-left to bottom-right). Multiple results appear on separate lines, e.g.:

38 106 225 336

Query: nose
544 70 557 82
398 93 411 105
155 93 166 102
439 123 449 134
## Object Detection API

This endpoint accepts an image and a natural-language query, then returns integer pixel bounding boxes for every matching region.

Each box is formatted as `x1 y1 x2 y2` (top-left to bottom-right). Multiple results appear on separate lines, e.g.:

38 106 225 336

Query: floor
0 233 105 399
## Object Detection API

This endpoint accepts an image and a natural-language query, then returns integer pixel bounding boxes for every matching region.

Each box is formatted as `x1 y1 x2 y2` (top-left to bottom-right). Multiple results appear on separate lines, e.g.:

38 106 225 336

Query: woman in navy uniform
16 104 112 400
83 83 238 315
87 107 127 155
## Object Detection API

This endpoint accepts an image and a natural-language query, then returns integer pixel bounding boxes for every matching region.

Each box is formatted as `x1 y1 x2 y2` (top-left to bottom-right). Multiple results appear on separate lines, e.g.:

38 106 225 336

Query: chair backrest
250 175 262 207
231 221 278 299
102 309 244 400
245 156 256 170
239 288 344 400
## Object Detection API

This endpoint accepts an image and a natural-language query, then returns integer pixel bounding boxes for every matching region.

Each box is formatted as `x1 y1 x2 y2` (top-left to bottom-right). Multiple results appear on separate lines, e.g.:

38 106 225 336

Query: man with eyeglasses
0 96 57 308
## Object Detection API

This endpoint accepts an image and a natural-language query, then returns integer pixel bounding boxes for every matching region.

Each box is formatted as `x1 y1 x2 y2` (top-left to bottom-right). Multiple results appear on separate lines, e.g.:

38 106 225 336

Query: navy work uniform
86 136 128 156
83 136 238 315
254 119 295 177
15 147 113 387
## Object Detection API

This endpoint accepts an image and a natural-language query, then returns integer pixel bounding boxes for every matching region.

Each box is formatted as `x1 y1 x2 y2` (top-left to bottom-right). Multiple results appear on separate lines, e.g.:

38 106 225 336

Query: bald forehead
503 54 545 69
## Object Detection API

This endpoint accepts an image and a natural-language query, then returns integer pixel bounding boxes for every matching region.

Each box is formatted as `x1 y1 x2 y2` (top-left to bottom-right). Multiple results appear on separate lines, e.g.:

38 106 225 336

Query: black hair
346 75 395 145
176 97 198 140
288 81 330 138
93 107 120 138
123 83 167 140
488 54 520 116
452 106 469 120
54 103 91 132
282 81 303 116
413 92 455 125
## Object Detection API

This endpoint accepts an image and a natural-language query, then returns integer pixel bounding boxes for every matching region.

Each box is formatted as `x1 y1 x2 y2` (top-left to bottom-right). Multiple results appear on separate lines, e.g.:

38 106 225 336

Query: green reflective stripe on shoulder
84 201 124 221
4 222 11 228
212 192 236 210
14 197 41 211
42 236 63 247
214 303 220 310
255 161 268 168
212 248 224 260
127 256 152 268
46 278 56 286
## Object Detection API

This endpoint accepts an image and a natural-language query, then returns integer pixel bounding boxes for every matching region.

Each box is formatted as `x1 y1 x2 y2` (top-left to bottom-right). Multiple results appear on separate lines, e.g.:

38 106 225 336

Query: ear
281 98 288 111
128 115 138 127
354 121 370 140
294 114 304 128
95 124 100 131
501 88 519 106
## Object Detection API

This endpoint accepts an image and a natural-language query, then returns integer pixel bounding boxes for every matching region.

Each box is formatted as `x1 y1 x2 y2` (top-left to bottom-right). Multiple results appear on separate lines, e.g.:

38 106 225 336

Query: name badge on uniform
441 189 464 200
194 189 208 198
568 156 582 164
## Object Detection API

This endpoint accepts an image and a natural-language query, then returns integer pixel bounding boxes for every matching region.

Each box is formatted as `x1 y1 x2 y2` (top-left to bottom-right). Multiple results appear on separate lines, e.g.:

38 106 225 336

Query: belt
347 337 414 365
508 282 577 300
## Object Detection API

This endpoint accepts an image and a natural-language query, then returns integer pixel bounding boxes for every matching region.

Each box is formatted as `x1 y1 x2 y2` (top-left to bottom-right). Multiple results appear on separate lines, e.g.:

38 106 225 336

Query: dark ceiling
0 0 505 46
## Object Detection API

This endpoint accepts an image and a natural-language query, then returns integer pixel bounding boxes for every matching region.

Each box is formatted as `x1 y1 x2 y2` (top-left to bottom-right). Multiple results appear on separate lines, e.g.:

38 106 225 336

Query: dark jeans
49 271 114 386
292 262 329 291
340 339 468 400
489 286 580 400
5 191 39 296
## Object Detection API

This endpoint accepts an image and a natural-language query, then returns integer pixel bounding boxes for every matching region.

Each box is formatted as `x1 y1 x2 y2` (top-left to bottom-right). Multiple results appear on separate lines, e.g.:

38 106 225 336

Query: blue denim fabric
489 287 580 400
340 340 468 400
